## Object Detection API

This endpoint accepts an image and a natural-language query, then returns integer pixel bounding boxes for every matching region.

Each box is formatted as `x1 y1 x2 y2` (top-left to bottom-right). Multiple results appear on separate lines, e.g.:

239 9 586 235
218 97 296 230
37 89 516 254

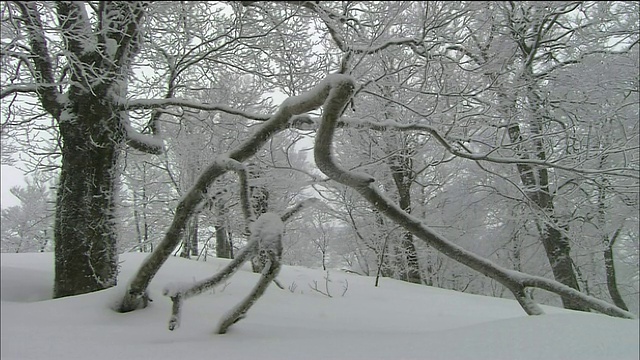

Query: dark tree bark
507 123 588 311
11 2 159 298
596 156 629 311
54 95 124 297
389 149 422 284
604 229 629 311
215 224 233 259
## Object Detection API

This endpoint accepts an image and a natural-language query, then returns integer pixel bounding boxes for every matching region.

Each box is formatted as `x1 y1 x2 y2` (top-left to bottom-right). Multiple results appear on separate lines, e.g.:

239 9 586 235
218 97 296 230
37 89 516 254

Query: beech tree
2 2 166 297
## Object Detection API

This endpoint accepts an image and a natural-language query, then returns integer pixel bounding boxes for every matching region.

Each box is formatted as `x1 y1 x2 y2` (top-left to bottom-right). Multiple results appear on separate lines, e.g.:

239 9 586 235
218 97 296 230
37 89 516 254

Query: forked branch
120 75 347 312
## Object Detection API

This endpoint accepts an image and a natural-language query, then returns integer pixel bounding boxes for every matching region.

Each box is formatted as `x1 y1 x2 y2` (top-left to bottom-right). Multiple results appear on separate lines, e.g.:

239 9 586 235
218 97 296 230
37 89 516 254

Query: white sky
1 165 24 209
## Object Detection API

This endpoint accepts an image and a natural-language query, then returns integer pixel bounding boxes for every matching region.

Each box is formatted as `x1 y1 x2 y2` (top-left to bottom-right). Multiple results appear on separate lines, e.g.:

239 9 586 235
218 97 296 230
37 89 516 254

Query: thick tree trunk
53 96 123 298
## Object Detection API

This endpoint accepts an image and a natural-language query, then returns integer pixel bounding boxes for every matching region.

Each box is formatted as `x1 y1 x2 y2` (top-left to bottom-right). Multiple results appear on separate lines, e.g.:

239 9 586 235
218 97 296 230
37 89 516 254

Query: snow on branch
120 74 357 313
117 97 271 121
214 156 255 226
164 212 286 334
281 198 321 222
55 2 96 57
123 123 164 155
278 1 417 55
338 118 640 180
312 74 637 320
13 1 61 118
0 84 41 99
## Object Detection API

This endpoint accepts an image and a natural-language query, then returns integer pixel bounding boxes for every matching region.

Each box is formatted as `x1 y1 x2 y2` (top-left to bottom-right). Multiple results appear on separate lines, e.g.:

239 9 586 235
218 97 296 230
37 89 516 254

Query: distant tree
1 173 55 253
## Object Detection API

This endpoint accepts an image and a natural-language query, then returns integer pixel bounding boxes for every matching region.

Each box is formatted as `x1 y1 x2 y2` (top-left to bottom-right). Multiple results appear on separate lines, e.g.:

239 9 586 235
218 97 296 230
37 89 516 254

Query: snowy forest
1 0 639 328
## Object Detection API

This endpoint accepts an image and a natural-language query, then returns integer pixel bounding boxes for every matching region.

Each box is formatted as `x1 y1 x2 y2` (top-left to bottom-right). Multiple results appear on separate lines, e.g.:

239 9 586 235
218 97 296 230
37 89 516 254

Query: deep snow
1 252 638 360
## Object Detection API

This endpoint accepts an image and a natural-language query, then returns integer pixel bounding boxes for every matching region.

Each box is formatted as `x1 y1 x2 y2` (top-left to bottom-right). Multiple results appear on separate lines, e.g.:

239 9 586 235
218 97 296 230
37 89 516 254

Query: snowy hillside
1 252 638 360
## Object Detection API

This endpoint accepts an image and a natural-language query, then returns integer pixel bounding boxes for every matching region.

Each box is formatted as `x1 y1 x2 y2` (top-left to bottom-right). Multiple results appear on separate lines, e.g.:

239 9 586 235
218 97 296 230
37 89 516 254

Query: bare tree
2 2 166 297
1 172 55 253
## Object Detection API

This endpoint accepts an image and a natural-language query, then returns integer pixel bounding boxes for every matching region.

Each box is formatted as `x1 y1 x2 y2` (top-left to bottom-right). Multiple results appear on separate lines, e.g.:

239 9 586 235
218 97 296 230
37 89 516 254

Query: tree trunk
389 151 422 284
604 229 629 311
53 96 123 298
537 222 585 310
133 189 144 252
180 216 199 258
596 156 629 311
250 179 269 273
214 199 232 259
190 218 199 257
508 123 588 311
215 224 232 259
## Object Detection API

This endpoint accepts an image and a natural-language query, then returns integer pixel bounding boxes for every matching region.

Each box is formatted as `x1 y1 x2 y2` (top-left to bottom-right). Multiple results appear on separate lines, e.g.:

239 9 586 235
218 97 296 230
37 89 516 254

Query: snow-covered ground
1 252 638 360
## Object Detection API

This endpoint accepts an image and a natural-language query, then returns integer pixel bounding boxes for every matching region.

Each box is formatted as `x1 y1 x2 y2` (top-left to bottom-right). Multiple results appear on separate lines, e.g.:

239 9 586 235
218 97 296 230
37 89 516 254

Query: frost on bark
164 212 285 334
388 148 422 284
312 74 636 320
7 1 161 298
507 122 588 311
119 75 337 312
54 98 124 297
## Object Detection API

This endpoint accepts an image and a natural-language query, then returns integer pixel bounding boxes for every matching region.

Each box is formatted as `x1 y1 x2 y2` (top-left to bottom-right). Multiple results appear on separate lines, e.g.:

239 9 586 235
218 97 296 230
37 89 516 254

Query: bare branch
13 1 61 118
118 97 270 121
312 74 636 320
0 84 39 99
338 118 640 180
280 197 320 222
55 1 95 58
119 74 349 312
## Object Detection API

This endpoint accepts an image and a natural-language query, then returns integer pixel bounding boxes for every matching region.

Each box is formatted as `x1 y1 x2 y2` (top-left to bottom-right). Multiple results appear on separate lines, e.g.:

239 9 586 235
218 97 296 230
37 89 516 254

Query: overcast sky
1 165 24 209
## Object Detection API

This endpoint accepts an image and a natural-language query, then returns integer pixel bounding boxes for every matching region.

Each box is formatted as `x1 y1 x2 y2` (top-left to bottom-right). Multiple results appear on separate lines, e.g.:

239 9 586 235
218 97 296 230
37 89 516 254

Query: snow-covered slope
1 252 638 360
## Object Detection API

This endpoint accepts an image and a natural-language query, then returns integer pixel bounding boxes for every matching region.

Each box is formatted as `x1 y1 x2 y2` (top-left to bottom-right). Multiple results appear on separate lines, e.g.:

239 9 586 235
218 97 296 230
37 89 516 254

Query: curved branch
164 240 258 331
217 248 281 334
517 272 634 318
164 212 284 333
312 76 636 320
123 124 164 155
118 75 346 312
